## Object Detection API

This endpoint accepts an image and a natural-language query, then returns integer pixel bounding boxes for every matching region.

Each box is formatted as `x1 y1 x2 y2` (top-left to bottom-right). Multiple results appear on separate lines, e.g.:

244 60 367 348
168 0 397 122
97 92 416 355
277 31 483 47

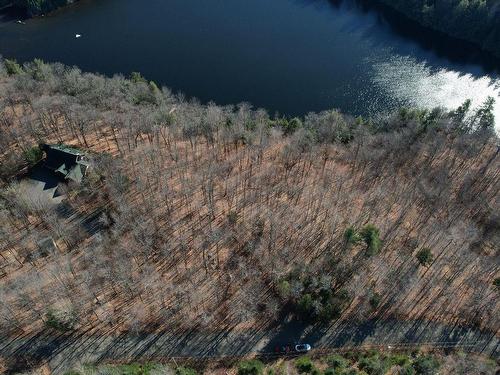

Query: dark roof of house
46 144 84 156
42 144 88 183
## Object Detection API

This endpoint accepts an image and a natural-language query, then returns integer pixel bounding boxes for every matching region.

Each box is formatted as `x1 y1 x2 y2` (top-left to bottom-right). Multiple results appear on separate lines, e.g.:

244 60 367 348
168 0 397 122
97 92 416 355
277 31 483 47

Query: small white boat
16 20 26 25
75 34 82 38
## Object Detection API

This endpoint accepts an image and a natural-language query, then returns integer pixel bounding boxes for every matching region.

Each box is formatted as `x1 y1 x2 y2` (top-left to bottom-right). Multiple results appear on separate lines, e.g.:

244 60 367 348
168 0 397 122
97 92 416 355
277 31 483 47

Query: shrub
358 354 389 375
4 59 22 75
360 225 381 256
238 360 264 375
493 277 500 290
130 71 147 84
277 280 291 299
297 293 314 316
412 355 440 375
334 289 351 310
176 366 197 375
149 81 160 93
287 118 303 135
475 96 495 131
343 369 366 375
344 226 361 246
227 211 238 226
451 99 472 132
275 117 302 136
288 273 350 323
343 350 362 362
388 353 411 367
0 59 6 76
252 217 265 238
295 356 314 373
242 240 257 256
45 308 76 331
326 354 348 369
27 58 50 81
326 369 358 375
416 248 433 267
369 293 381 309
67 364 164 375
398 364 416 375
114 364 145 375
23 145 43 167
319 300 343 321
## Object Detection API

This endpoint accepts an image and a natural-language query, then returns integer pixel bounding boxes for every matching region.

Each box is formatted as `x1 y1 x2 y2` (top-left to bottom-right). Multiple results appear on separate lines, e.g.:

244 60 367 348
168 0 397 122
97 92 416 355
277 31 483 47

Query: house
42 144 90 184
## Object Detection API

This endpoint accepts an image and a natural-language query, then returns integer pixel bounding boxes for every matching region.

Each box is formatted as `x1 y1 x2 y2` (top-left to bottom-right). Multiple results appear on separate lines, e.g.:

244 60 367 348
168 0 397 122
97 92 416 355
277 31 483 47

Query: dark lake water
1 0 499 125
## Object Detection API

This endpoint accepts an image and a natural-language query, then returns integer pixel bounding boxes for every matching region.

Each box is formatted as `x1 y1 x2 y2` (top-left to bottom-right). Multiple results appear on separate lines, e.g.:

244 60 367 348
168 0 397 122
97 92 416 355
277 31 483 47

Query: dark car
274 343 312 354
275 344 293 354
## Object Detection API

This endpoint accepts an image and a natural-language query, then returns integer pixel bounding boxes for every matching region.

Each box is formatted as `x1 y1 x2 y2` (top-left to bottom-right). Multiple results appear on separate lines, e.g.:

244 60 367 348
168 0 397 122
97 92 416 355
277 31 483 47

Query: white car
295 344 312 352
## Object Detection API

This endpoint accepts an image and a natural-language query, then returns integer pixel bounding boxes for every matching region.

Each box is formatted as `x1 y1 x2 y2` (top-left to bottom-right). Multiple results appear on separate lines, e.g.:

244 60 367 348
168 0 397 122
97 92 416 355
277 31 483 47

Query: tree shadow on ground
2 317 499 374
263 315 500 358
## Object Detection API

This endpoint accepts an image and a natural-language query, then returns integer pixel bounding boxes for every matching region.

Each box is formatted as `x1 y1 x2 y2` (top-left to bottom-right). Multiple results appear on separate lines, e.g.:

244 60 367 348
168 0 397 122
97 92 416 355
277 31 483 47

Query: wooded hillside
0 59 498 358
373 0 500 58
4 0 76 16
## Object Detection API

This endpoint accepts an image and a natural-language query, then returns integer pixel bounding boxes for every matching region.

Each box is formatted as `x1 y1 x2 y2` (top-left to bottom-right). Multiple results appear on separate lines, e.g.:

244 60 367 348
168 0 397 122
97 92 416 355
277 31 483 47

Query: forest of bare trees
0 58 498 348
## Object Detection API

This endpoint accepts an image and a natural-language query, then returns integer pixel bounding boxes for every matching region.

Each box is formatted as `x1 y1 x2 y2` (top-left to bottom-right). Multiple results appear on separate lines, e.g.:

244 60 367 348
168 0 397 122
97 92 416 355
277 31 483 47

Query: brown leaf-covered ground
0 61 498 372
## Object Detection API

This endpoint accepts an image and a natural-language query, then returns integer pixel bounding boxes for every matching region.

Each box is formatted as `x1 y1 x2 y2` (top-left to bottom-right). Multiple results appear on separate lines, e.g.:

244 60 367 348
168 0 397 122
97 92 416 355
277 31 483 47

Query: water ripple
369 54 500 130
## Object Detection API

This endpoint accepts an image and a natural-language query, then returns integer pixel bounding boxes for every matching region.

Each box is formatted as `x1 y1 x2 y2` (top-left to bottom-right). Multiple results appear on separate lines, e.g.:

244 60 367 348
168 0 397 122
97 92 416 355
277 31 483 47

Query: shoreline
5 0 500 62
366 0 500 59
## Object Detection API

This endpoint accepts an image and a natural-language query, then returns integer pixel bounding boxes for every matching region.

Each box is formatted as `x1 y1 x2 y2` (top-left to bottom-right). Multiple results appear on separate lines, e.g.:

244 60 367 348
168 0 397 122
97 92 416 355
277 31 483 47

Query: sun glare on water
371 54 500 131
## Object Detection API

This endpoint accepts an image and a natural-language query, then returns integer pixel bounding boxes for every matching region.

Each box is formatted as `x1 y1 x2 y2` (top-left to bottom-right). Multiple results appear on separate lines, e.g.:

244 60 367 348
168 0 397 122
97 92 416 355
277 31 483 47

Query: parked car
274 343 312 354
294 343 312 352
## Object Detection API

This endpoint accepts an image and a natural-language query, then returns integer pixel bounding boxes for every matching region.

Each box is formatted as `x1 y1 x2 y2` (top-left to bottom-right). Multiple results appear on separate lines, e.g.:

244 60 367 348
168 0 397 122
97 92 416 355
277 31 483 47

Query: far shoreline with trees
1 0 499 60
0 0 77 16
371 0 500 59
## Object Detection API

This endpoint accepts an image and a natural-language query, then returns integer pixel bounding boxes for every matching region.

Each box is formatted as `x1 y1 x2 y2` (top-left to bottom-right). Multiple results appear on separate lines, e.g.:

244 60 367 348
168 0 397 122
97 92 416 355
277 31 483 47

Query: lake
1 0 499 126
